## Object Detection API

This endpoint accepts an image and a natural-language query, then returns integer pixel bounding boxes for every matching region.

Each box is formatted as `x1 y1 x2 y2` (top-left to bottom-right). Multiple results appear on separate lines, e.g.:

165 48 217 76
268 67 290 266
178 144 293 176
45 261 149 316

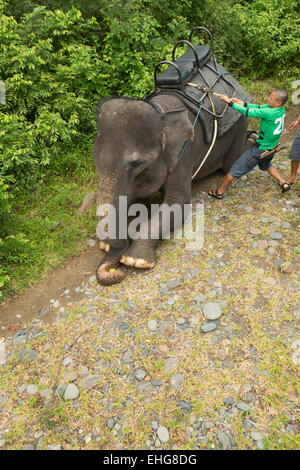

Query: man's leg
287 160 300 184
267 165 290 192
208 146 260 199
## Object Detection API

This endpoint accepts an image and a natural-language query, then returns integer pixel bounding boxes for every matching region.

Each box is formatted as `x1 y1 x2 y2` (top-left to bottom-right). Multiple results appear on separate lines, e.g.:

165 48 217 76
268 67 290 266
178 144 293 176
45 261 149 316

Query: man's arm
288 114 300 130
219 95 273 119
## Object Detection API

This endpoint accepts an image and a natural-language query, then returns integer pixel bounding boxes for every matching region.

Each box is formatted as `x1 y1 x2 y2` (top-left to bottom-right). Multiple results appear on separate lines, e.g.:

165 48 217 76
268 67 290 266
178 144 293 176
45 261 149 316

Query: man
287 113 300 185
208 89 289 199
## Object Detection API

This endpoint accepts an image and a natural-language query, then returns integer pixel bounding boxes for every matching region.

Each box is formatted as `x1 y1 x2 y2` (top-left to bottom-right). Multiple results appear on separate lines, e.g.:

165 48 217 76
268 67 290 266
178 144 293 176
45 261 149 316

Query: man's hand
288 118 300 131
219 94 231 104
231 97 245 106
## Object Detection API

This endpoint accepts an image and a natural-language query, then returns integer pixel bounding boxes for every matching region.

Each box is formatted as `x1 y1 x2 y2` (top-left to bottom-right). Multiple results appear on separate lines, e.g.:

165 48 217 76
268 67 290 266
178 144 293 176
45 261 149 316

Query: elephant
92 93 254 285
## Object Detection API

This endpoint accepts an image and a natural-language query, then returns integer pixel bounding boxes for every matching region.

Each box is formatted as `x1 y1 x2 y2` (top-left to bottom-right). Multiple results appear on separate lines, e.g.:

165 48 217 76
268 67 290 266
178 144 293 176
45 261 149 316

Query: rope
178 99 203 161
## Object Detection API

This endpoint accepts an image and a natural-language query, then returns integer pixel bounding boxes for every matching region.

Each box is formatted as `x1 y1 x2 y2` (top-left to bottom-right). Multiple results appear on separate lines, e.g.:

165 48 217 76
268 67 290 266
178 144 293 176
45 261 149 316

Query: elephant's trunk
96 248 128 286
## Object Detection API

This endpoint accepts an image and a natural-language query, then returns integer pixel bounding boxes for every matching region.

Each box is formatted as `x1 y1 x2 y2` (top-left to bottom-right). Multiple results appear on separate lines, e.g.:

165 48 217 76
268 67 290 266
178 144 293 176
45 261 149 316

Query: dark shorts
289 128 300 161
229 145 274 179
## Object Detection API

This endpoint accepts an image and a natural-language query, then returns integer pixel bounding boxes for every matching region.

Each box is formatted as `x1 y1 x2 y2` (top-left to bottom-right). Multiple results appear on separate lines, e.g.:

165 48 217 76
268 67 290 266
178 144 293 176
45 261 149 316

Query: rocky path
0 141 299 449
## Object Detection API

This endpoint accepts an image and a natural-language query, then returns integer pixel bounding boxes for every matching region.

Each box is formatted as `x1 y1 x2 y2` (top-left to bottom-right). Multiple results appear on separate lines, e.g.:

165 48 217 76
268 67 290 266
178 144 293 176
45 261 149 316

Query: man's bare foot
286 177 296 185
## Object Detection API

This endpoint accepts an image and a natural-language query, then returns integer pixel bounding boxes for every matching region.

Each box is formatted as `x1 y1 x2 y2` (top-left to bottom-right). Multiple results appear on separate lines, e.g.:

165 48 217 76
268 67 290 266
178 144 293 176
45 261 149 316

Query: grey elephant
92 92 254 285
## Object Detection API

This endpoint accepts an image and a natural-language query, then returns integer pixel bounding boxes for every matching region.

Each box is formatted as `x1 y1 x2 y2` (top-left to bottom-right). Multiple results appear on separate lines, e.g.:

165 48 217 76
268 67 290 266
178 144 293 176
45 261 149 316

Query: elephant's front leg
120 173 192 269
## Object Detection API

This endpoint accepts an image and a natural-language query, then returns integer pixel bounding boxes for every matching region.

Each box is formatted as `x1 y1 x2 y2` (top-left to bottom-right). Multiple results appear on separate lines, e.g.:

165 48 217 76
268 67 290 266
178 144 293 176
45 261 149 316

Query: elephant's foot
99 241 110 252
120 242 156 269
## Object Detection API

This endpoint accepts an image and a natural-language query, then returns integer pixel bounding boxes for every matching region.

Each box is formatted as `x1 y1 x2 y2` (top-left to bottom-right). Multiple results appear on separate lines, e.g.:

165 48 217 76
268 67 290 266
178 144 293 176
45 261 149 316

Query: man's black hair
274 89 288 105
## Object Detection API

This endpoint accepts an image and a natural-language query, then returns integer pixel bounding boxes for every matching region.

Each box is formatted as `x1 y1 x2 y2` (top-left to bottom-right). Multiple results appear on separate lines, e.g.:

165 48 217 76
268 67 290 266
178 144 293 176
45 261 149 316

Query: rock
40 388 53 399
148 320 157 331
203 303 222 320
151 420 158 430
245 206 253 213
26 384 38 395
0 338 7 366
55 384 66 396
62 357 72 367
23 444 35 450
217 431 232 450
64 384 79 400
291 350 300 365
201 322 217 333
81 375 103 389
157 426 169 443
106 418 115 430
53 300 60 308
224 397 235 406
236 402 250 411
193 294 207 303
251 431 264 441
86 238 96 247
170 374 184 390
164 357 179 374
270 232 282 240
89 275 97 283
280 262 292 273
48 444 62 450
291 340 300 350
134 369 147 381
19 349 38 362
166 279 181 289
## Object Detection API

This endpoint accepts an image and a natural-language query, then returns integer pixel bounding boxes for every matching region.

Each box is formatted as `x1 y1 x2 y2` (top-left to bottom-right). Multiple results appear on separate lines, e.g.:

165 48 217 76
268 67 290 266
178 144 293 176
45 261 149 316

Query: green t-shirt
232 102 285 150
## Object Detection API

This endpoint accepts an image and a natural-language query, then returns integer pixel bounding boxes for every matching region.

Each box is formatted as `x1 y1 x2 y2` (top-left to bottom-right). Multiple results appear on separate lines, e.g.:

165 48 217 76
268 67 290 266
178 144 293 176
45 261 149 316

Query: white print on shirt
273 114 285 135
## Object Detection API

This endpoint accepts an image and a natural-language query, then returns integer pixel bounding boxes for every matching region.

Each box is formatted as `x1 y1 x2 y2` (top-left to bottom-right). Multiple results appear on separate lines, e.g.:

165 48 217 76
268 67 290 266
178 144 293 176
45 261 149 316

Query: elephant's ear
161 109 194 174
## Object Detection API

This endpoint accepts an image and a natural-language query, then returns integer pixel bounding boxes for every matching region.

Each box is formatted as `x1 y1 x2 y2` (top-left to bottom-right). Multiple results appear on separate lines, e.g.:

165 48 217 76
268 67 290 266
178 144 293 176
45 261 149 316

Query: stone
53 300 60 308
291 350 300 365
148 320 157 331
86 238 96 247
201 322 217 333
203 303 222 320
291 340 300 350
106 418 115 430
23 444 35 450
193 294 207 303
166 279 181 289
81 375 103 389
257 240 268 250
89 275 97 283
178 400 192 412
151 420 158 430
64 384 79 400
217 431 232 450
280 262 292 273
224 397 235 406
270 232 282 240
236 402 250 411
19 349 38 362
170 373 184 390
40 388 53 399
26 384 38 395
157 426 169 443
62 357 72 367
48 445 62 450
164 357 179 374
55 384 66 396
251 431 264 441
134 369 147 381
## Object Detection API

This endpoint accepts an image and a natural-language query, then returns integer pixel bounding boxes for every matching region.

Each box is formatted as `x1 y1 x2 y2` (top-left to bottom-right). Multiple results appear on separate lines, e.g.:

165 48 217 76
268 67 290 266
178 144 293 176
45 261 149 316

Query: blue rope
178 99 203 161
177 71 231 161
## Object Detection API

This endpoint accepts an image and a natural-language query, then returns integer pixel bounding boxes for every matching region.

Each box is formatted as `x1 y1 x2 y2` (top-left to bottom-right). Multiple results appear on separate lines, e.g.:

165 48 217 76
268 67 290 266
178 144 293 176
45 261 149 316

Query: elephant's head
92 96 193 284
